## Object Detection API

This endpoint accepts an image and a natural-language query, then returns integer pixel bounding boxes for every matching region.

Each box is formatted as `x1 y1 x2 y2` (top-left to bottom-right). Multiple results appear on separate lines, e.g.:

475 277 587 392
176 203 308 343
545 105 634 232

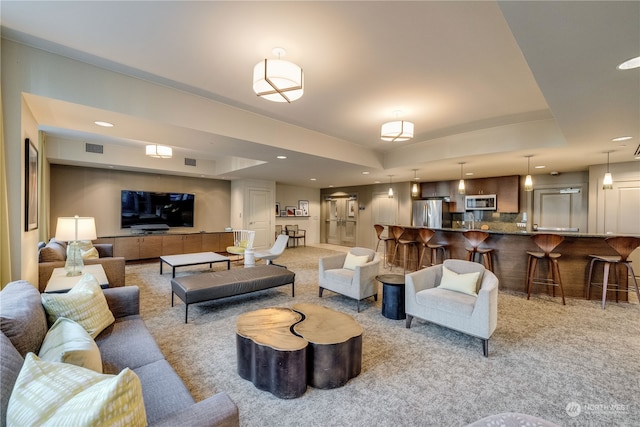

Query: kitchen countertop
393 225 638 238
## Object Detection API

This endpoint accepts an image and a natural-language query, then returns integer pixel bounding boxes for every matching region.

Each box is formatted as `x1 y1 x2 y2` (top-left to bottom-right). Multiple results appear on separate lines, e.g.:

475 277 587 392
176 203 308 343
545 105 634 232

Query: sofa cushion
41 274 115 339
438 265 480 296
1 331 24 427
416 287 477 316
38 317 103 373
0 280 48 356
39 240 67 262
133 359 195 424
96 315 166 373
7 353 146 427
343 252 369 270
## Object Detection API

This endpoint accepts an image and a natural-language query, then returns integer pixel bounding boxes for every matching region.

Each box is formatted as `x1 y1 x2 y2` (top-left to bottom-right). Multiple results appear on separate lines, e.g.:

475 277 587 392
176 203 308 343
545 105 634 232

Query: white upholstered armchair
318 247 381 312
405 259 498 356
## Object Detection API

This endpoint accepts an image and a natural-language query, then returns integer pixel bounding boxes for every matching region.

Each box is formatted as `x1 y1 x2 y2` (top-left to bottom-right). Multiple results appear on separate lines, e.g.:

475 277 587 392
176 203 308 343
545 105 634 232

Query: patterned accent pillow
81 246 100 259
41 274 115 339
38 317 103 373
7 353 146 427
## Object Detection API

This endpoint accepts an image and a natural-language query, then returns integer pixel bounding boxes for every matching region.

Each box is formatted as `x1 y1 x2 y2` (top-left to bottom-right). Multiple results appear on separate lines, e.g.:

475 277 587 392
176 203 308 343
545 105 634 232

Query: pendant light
411 169 419 197
458 162 466 195
603 151 613 190
524 155 533 192
388 175 394 198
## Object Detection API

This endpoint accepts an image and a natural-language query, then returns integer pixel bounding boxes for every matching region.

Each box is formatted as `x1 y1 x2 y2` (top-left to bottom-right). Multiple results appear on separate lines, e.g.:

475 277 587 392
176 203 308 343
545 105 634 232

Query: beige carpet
125 246 640 426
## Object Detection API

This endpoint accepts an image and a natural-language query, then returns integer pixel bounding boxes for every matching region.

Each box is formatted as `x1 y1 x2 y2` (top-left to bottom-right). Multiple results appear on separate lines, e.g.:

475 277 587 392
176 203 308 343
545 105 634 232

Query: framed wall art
347 199 357 218
25 138 38 231
295 209 303 216
298 200 309 216
275 202 280 216
285 206 297 216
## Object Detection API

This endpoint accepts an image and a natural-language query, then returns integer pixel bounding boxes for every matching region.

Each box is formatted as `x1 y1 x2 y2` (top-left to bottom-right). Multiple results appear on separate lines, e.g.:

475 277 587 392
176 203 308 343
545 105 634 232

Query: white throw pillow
38 317 103 373
7 353 146 427
438 265 480 296
41 273 115 339
81 246 99 259
343 252 369 270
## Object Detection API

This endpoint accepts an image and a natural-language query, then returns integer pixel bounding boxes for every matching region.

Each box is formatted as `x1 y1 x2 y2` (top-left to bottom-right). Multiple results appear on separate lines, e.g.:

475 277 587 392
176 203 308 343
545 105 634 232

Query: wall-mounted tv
121 190 195 229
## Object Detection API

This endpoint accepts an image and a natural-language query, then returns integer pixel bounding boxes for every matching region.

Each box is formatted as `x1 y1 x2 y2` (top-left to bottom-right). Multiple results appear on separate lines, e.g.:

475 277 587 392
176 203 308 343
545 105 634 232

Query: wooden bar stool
389 226 418 273
374 224 394 268
415 228 435 269
587 236 640 309
526 234 565 305
462 230 494 272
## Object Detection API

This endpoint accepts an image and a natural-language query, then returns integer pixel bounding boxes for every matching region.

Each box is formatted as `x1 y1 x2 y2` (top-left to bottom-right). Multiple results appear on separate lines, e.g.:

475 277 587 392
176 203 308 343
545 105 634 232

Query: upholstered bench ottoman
171 265 296 322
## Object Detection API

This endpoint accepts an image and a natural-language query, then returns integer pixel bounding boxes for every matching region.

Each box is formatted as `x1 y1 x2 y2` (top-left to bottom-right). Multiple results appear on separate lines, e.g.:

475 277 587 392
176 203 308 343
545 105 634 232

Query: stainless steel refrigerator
412 199 451 228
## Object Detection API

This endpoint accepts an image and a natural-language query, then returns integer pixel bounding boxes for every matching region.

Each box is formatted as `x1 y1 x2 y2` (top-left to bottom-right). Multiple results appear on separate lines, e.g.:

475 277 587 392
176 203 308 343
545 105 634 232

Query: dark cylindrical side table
376 274 406 320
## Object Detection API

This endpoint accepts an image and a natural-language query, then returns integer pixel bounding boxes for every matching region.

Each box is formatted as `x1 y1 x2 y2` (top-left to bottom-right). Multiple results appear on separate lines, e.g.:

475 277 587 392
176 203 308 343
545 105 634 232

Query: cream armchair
405 259 498 357
319 247 381 312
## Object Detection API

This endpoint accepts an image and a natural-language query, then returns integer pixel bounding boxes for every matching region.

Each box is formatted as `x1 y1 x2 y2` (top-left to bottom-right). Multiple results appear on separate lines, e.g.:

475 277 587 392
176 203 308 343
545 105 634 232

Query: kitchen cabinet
444 175 519 213
420 181 450 198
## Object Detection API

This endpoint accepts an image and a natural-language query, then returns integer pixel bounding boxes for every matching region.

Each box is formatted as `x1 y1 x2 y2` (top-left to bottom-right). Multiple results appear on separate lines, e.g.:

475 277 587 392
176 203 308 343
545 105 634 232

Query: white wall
275 184 321 245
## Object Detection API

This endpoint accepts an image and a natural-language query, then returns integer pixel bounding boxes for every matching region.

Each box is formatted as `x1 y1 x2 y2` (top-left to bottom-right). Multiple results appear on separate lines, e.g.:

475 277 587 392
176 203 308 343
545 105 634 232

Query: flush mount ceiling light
94 121 113 127
458 162 466 195
381 111 414 142
411 169 419 197
524 155 534 192
145 144 172 159
617 55 640 70
253 47 303 103
603 151 613 190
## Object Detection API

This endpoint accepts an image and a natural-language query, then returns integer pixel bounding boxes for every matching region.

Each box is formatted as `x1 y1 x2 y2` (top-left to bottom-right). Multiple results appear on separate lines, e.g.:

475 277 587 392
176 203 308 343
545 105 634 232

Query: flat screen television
121 190 195 229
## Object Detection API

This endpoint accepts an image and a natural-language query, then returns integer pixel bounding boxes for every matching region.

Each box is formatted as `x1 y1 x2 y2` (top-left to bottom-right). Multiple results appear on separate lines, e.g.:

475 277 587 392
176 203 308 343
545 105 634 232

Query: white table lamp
55 216 97 276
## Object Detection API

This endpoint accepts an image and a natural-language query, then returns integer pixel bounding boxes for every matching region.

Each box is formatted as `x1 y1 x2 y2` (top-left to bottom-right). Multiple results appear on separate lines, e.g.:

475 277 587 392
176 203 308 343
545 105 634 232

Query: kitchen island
385 226 632 301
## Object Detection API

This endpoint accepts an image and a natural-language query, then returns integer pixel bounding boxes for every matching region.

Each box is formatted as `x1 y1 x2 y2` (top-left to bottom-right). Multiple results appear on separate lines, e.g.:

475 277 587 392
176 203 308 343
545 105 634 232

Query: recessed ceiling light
617 56 640 70
611 136 632 142
94 121 114 127
465 172 474 176
535 165 546 169
362 171 370 175
310 178 316 181
276 155 287 159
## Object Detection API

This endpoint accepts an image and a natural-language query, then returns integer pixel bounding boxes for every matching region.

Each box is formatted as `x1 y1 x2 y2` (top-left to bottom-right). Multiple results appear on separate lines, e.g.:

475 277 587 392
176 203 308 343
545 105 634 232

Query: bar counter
386 226 633 301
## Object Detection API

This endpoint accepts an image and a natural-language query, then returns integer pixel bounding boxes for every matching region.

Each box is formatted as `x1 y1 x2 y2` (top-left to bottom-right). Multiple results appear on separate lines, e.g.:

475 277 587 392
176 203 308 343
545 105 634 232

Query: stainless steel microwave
465 194 497 210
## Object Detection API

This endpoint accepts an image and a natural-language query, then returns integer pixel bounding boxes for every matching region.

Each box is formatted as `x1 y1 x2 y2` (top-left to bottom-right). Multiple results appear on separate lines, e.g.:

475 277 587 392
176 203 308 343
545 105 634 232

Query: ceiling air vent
85 143 103 154
184 158 197 167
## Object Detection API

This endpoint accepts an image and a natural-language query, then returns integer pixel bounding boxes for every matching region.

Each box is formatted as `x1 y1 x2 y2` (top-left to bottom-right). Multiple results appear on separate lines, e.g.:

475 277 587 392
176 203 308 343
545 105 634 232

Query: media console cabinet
95 231 234 261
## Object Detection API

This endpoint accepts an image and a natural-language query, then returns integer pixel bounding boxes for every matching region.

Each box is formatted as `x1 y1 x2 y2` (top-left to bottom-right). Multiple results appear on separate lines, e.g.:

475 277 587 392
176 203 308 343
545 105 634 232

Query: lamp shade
146 144 172 158
55 216 97 242
253 59 304 103
380 120 414 142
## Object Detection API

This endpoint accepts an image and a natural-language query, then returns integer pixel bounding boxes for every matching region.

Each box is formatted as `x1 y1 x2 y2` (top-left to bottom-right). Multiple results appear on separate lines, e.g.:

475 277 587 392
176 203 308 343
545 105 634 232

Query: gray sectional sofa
0 280 239 427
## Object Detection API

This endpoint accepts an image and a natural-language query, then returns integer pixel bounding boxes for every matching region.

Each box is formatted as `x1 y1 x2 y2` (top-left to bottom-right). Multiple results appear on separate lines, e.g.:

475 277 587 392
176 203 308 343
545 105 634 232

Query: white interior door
325 198 357 246
603 180 640 268
248 189 270 249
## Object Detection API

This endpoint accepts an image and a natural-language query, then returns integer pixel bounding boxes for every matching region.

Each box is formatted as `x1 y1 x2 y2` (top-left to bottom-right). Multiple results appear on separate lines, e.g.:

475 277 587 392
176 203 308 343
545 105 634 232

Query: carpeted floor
126 246 640 427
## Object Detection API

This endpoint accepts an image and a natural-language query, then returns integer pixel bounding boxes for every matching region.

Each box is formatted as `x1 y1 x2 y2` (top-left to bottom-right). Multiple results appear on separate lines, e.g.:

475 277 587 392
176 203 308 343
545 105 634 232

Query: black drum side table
376 274 406 320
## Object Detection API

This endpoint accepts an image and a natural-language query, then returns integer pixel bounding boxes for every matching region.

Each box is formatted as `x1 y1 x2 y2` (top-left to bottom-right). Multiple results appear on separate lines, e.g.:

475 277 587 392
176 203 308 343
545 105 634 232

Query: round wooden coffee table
376 274 406 320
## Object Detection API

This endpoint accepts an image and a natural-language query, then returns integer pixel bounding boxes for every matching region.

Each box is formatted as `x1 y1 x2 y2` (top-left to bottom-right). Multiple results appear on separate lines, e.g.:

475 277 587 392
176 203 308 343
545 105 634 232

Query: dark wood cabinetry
420 175 520 213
